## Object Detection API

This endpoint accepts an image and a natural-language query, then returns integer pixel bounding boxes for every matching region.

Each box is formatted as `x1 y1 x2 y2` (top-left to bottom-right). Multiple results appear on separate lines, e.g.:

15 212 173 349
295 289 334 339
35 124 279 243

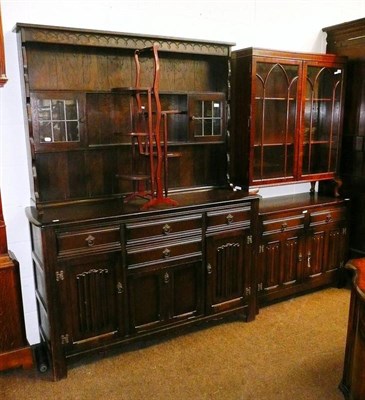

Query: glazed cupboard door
252 58 301 185
230 48 346 191
300 63 345 180
56 253 126 353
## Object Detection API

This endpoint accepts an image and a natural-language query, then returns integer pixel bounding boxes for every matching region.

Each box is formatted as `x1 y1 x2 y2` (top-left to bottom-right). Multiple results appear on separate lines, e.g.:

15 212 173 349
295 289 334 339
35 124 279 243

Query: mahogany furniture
323 19 365 257
257 193 348 305
340 258 365 400
15 23 261 380
230 48 346 193
15 23 349 381
0 6 33 372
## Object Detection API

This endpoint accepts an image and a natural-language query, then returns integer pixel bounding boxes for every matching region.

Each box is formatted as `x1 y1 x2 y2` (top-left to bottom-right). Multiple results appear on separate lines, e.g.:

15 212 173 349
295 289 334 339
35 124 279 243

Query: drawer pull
85 235 95 247
281 222 288 232
162 224 171 235
162 248 171 258
325 214 332 223
164 272 170 284
226 214 234 224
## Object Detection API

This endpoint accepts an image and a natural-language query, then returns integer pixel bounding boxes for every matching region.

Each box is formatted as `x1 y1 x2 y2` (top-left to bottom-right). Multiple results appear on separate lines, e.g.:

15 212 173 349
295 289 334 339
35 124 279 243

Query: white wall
0 0 364 345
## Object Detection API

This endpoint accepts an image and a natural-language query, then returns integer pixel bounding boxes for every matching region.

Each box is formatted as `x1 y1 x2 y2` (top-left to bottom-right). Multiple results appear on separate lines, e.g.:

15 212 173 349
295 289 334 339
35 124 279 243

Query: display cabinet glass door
301 65 344 177
253 61 300 184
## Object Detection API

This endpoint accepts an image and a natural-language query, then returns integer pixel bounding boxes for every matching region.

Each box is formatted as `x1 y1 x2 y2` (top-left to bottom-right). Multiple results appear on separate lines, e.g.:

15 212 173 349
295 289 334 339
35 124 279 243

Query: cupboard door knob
162 224 171 234
281 222 288 231
207 263 212 274
298 253 303 262
85 235 95 247
162 248 171 258
164 272 170 284
226 214 234 224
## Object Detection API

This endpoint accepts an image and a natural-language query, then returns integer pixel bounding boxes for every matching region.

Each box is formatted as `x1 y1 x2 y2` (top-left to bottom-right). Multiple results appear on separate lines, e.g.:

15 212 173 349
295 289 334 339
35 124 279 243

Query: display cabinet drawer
125 214 202 245
57 226 121 257
309 207 346 226
126 239 202 268
261 214 305 234
206 205 251 232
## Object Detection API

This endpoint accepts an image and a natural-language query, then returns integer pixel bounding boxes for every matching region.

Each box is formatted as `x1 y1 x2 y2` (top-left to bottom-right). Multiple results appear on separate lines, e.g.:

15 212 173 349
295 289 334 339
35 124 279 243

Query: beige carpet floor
0 287 351 400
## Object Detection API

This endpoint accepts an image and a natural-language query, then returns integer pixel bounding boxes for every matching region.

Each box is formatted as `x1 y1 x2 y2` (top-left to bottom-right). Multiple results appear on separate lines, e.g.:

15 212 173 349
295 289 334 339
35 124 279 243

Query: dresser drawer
57 226 121 257
206 204 251 232
262 213 305 234
309 207 346 226
125 214 202 245
126 239 202 268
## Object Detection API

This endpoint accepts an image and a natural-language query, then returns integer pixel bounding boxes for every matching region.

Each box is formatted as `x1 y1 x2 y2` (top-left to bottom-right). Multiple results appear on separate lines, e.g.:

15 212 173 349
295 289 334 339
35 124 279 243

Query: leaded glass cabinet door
300 64 344 179
252 60 300 185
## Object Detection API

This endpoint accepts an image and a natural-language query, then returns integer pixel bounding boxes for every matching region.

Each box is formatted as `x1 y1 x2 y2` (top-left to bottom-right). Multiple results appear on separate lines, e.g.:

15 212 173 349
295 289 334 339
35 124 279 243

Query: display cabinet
230 48 346 192
257 193 348 305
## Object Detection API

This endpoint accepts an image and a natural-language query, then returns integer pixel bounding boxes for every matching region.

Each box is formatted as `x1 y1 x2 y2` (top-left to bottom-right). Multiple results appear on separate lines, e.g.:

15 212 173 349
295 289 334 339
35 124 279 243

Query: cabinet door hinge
245 287 251 296
56 270 65 281
342 227 347 235
257 283 263 291
258 244 265 253
60 334 69 345
247 235 253 245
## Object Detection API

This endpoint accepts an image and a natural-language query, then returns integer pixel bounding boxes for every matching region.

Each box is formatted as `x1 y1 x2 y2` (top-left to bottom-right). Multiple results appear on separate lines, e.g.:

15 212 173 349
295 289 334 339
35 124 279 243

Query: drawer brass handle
164 272 170 284
226 214 234 224
281 222 288 232
162 248 171 258
325 214 332 223
162 224 171 234
85 234 95 247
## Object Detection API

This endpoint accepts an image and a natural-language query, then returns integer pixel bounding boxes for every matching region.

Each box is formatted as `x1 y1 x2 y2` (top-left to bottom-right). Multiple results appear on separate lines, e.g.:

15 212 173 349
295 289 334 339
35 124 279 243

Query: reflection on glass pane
38 99 51 120
39 121 52 143
51 100 65 120
67 121 80 141
65 100 78 120
194 119 203 136
53 121 66 142
204 120 211 135
213 102 221 118
194 101 202 116
204 101 212 117
213 119 221 135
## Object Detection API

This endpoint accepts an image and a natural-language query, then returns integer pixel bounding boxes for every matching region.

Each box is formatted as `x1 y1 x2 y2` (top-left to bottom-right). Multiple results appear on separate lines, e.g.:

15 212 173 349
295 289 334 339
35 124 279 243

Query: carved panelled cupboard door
56 253 125 352
257 231 304 301
206 229 253 320
127 260 204 333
